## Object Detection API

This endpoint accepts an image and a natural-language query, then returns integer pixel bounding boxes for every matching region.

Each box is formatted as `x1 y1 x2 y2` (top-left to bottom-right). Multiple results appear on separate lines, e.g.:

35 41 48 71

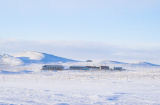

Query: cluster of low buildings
42 65 123 70
42 65 64 70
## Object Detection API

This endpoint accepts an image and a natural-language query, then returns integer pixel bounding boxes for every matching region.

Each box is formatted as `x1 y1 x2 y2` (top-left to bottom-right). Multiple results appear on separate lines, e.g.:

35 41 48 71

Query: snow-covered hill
129 62 160 67
99 60 128 65
98 60 160 67
70 60 160 70
12 51 77 64
0 54 23 66
1 51 160 68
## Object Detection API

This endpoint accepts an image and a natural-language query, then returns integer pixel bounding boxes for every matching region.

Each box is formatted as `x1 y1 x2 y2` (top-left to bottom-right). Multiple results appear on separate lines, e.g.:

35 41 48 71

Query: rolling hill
0 54 23 66
12 51 77 64
0 51 160 68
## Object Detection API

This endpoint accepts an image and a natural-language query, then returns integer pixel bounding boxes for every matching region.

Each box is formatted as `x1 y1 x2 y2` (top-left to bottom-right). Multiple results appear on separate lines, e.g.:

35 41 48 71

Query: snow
11 51 77 64
99 60 128 65
2 51 160 68
0 64 160 105
12 51 45 60
1 51 160 104
0 54 23 66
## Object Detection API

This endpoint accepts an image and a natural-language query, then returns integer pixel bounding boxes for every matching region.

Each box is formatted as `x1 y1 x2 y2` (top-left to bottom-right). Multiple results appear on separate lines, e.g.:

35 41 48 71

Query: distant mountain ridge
0 51 160 67
12 51 78 64
129 62 160 67
98 60 160 67
99 60 128 65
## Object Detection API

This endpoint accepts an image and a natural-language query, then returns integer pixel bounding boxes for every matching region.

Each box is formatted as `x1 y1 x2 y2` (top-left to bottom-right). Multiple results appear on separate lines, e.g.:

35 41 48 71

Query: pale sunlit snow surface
0 63 160 105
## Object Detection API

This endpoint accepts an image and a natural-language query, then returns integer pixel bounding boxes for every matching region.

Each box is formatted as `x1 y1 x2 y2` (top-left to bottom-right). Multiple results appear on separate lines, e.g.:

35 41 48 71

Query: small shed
100 66 109 70
114 67 122 70
42 65 64 70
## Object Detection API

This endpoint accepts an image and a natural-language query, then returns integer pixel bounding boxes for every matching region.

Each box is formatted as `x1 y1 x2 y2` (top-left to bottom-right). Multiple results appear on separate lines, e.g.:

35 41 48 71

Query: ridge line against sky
0 39 160 64
0 0 160 63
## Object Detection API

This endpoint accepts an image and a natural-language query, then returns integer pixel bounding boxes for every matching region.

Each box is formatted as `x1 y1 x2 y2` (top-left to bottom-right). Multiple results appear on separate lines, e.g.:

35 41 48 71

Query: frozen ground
0 67 160 105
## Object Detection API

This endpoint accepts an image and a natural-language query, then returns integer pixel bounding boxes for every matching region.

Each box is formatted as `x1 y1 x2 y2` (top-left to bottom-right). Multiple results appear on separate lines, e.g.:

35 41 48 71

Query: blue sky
0 0 160 63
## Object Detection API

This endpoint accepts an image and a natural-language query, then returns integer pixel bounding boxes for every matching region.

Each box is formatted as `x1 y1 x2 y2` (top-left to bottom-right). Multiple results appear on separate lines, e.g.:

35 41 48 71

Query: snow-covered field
1 51 160 104
0 66 160 105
